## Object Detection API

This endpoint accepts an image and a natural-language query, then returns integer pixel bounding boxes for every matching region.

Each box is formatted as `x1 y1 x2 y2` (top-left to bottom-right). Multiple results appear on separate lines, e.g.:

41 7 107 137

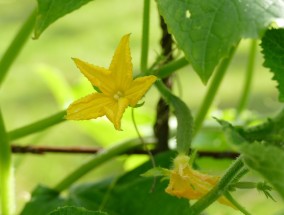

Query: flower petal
125 75 157 106
166 154 236 209
109 34 133 90
104 97 129 130
66 93 114 120
72 58 114 95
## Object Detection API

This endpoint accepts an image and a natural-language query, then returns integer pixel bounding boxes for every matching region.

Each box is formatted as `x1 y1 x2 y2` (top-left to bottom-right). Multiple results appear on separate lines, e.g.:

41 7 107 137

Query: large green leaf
35 0 94 38
157 0 284 83
218 119 284 200
20 151 190 215
69 151 190 215
49 206 107 215
261 28 284 102
241 142 284 200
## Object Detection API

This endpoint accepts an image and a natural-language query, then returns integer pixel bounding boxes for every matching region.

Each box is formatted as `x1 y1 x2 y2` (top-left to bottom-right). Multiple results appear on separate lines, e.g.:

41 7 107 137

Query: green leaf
157 0 284 83
215 118 246 146
49 206 107 215
20 151 190 215
155 81 194 154
261 28 284 102
240 142 284 200
218 119 284 200
20 185 67 215
141 167 170 177
69 151 190 215
35 0 93 38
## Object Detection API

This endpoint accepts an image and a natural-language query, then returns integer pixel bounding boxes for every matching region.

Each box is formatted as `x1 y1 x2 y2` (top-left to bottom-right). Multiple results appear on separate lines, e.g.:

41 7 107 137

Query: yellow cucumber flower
66 34 157 130
165 154 235 208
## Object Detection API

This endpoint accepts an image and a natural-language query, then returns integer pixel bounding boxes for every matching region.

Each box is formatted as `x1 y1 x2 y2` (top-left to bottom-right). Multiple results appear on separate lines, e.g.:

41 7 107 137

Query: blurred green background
0 0 283 214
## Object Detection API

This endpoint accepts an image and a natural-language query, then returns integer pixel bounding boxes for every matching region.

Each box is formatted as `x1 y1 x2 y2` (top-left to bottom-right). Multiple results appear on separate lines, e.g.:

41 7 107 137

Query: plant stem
154 57 189 78
194 45 238 135
0 9 36 87
236 39 257 117
190 156 244 215
54 139 143 192
0 109 14 215
140 0 151 73
8 110 66 140
224 192 252 215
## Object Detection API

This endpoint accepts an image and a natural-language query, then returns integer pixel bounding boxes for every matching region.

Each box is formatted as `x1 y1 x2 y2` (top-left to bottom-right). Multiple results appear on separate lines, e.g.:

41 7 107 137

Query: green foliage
21 151 190 215
241 142 284 200
2 0 284 214
35 0 93 39
261 28 284 102
157 0 284 83
218 119 284 200
48 206 107 215
20 186 66 215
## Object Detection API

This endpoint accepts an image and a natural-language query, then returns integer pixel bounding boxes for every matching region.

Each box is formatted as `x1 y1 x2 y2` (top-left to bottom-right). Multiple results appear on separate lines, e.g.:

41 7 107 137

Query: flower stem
8 110 66 140
194 45 238 135
0 109 14 215
236 40 257 117
54 139 143 192
140 0 151 73
190 156 244 215
0 9 36 87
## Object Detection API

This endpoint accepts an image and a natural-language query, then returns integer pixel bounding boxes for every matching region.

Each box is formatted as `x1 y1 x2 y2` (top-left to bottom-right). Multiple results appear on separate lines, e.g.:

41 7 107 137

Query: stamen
113 91 124 100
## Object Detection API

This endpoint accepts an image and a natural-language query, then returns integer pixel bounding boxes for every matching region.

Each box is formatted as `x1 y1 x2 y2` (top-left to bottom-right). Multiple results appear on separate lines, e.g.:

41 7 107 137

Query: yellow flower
66 34 157 130
165 154 235 208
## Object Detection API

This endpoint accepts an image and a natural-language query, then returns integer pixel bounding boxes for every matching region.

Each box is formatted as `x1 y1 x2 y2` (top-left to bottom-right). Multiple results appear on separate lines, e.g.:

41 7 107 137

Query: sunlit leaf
35 0 94 38
141 167 170 177
261 28 284 102
157 0 284 83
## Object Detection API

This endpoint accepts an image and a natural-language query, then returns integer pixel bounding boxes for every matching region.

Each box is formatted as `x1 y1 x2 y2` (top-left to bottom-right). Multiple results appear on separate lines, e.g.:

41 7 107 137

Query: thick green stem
190 157 244 215
140 0 151 73
8 110 66 140
0 9 36 87
0 109 14 215
194 45 238 135
54 139 143 192
236 40 257 117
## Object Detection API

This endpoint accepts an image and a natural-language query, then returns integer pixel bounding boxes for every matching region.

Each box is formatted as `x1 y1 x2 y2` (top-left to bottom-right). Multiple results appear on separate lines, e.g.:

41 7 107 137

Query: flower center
113 91 124 100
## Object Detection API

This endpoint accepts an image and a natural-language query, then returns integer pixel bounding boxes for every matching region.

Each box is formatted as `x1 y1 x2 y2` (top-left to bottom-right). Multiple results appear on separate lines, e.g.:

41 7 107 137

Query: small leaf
141 167 170 177
157 0 284 83
215 118 246 146
261 28 284 102
48 206 108 215
35 0 94 38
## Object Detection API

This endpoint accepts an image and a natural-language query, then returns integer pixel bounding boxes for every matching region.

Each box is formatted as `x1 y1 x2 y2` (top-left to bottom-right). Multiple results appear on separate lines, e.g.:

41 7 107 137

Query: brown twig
154 16 174 152
11 145 102 154
11 144 239 158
